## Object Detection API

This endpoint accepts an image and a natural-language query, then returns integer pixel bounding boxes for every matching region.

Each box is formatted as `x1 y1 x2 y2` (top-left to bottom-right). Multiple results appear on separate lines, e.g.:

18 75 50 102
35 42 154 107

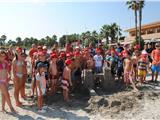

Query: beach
0 74 160 120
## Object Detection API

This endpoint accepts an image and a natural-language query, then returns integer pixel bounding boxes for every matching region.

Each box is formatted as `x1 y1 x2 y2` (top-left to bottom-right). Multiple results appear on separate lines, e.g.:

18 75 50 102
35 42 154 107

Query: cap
51 53 57 59
65 59 72 66
74 51 81 57
37 62 47 68
96 48 101 53
50 51 56 55
66 53 71 57
16 47 22 53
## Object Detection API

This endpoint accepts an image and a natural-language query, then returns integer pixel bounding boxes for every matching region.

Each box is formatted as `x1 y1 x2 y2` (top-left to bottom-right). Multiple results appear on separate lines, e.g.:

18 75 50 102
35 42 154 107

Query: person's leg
155 72 159 82
1 93 5 111
65 90 69 102
0 84 15 112
151 65 155 81
129 74 138 91
37 96 41 110
14 78 22 106
41 95 43 109
20 75 27 98
155 65 160 82
63 89 66 101
31 77 36 97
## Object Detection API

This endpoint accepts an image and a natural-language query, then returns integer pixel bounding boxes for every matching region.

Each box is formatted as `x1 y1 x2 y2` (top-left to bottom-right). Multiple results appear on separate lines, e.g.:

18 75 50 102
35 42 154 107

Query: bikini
16 60 24 78
0 61 8 83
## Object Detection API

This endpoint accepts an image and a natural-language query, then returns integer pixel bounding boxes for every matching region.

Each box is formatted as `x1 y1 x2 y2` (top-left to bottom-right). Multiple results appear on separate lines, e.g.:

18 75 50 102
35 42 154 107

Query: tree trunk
135 9 138 42
139 6 142 49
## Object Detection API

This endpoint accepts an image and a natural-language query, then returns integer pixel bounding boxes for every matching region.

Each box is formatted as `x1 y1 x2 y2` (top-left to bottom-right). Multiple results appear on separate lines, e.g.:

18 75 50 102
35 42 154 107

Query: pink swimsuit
0 61 8 83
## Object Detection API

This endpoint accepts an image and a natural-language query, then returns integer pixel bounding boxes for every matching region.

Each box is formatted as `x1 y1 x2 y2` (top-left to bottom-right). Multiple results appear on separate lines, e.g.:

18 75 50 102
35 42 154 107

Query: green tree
59 35 66 48
101 23 121 43
126 0 139 41
0 35 7 46
16 37 22 46
101 25 111 44
7 40 16 46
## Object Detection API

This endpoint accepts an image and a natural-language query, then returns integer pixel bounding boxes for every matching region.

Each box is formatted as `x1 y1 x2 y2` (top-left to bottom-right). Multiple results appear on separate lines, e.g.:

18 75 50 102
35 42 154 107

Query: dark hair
0 50 6 55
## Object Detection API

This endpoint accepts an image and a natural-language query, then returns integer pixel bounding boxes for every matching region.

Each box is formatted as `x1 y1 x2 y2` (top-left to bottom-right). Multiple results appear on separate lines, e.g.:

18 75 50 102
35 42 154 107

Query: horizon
0 0 160 41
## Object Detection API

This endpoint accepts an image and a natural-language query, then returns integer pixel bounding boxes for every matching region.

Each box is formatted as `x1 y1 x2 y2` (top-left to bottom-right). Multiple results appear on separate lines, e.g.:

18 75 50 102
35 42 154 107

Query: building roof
125 21 160 32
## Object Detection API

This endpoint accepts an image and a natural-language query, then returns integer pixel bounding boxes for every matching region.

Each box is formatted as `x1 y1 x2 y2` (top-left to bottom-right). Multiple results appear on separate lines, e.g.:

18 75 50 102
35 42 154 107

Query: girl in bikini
12 47 26 106
0 50 15 113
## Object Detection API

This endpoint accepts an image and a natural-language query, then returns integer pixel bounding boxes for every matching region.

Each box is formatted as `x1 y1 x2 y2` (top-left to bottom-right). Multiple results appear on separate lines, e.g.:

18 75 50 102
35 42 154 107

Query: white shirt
36 72 46 95
93 54 103 67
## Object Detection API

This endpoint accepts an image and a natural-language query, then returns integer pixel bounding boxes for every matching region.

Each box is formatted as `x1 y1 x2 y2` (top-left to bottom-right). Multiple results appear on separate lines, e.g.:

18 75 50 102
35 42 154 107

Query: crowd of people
0 41 160 113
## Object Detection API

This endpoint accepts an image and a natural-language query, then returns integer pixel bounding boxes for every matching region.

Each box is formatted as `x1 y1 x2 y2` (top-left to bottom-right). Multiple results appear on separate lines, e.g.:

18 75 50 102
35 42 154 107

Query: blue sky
0 0 160 40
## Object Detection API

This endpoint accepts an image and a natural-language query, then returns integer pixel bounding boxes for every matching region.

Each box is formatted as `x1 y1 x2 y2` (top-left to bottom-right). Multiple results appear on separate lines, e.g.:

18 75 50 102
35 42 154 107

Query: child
117 53 124 82
12 47 26 106
36 62 47 113
123 51 138 92
62 59 73 102
137 51 149 84
49 53 58 94
132 50 140 82
106 50 118 75
0 50 15 113
93 48 103 73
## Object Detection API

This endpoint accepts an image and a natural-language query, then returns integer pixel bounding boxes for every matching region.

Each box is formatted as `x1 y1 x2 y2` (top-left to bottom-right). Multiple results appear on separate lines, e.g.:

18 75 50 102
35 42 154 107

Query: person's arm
69 69 72 86
36 75 42 95
123 59 125 69
151 50 155 61
12 59 17 78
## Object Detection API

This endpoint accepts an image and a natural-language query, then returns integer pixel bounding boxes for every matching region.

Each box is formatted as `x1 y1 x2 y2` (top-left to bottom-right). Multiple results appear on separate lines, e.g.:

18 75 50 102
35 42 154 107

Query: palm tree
126 0 139 41
101 24 111 44
100 23 121 43
138 0 145 46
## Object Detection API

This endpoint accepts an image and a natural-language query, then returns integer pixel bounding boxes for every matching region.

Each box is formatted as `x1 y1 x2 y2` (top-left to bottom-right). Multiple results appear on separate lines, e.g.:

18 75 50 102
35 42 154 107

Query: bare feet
10 107 17 113
16 102 22 107
1 108 7 113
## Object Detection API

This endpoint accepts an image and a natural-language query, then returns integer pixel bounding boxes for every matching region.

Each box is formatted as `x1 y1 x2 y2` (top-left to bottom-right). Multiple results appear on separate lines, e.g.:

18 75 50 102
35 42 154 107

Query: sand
0 74 160 120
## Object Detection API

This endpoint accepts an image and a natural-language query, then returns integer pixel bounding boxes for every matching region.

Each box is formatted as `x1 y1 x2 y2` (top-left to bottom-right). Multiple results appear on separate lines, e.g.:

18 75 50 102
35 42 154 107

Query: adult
116 43 124 53
146 43 154 63
43 46 50 60
128 44 134 56
29 44 37 60
150 43 160 82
